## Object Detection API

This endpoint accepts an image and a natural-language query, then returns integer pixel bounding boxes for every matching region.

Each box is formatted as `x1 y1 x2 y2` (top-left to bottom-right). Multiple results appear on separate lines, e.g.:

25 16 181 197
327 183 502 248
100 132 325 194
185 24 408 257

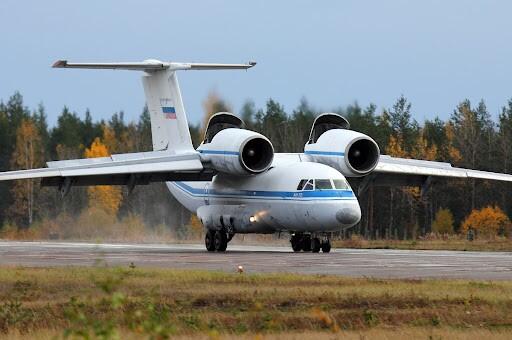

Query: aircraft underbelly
167 181 360 233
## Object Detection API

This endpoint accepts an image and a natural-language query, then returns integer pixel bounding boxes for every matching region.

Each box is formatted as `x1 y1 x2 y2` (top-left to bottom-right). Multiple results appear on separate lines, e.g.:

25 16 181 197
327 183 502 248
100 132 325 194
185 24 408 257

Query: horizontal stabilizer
52 59 256 72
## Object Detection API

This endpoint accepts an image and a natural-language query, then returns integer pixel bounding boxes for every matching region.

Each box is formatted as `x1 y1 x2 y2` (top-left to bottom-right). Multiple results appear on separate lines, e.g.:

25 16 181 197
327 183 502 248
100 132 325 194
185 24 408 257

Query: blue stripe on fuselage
304 150 345 157
172 181 356 201
197 150 240 156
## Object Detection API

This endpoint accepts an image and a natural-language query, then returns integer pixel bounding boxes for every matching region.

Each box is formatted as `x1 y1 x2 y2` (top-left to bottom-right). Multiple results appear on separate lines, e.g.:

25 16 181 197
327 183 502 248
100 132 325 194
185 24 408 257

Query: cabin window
333 179 350 190
315 179 333 190
297 179 308 190
303 179 314 191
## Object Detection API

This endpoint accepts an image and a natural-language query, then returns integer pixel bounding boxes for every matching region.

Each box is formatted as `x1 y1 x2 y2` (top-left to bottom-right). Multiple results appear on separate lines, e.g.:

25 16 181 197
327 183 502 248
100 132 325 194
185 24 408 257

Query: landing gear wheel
214 231 228 252
205 230 215 252
312 238 321 253
302 235 312 252
321 240 331 253
291 235 302 252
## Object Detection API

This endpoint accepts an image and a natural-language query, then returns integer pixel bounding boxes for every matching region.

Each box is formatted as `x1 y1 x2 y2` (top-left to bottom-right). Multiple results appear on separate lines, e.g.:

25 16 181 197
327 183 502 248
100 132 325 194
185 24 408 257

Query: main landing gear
290 233 331 253
205 229 233 252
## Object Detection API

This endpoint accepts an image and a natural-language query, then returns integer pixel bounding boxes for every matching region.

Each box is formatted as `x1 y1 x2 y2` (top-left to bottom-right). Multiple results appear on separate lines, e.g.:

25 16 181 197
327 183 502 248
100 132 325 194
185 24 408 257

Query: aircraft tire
311 238 321 253
321 240 331 253
291 235 302 252
205 230 216 252
302 235 312 252
214 231 228 252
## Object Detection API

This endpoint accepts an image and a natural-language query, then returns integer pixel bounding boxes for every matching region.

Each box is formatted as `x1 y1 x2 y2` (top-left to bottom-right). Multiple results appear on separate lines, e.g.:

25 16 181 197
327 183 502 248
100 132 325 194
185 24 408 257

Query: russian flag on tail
162 106 177 119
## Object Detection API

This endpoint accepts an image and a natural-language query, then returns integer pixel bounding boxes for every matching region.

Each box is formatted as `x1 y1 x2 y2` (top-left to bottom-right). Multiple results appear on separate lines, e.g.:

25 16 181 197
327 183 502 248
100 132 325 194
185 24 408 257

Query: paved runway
0 241 511 280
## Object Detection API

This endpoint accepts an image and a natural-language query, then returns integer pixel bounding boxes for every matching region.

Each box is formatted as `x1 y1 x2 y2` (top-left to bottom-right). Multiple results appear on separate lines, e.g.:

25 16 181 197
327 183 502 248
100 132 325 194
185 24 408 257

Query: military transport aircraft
1 59 512 252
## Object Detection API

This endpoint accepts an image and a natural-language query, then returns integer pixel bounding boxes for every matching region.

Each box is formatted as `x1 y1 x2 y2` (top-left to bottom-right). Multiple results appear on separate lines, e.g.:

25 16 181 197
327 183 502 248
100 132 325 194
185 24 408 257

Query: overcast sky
0 0 511 126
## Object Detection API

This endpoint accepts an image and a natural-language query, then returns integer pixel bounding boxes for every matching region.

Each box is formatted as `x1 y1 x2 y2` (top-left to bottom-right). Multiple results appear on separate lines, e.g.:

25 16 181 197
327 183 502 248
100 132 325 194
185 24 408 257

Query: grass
333 235 512 252
0 266 511 338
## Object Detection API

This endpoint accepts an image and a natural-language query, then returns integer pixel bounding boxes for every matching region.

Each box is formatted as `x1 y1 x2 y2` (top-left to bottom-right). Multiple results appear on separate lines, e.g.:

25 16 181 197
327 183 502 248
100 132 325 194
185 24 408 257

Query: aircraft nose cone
336 207 361 226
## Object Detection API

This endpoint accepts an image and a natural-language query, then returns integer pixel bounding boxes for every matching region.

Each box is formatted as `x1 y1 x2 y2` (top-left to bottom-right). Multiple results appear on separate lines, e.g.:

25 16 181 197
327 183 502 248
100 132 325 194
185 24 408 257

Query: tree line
1 91 512 239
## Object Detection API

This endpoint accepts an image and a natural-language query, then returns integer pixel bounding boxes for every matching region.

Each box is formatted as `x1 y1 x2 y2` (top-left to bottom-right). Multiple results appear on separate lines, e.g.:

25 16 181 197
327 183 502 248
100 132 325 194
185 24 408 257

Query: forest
1 91 512 240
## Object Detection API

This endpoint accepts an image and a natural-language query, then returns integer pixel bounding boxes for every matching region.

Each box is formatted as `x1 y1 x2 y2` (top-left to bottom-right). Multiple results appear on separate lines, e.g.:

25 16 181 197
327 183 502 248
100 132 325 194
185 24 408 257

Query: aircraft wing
375 155 512 181
352 155 512 194
0 151 214 194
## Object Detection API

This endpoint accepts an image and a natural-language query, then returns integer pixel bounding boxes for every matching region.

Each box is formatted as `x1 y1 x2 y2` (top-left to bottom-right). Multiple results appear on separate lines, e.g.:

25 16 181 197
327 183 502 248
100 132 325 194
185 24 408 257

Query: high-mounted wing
352 155 512 195
0 151 213 196
376 155 512 181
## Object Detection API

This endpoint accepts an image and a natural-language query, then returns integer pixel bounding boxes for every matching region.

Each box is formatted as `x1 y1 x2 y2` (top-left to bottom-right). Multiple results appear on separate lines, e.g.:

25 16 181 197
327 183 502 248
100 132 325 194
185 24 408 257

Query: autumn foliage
461 206 512 238
84 137 122 216
9 119 44 225
432 208 455 234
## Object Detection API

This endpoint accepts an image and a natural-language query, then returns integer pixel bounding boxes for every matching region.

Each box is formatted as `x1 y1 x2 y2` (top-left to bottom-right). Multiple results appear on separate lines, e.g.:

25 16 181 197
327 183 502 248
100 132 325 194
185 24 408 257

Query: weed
431 315 441 326
363 309 379 327
0 298 33 333
0 267 510 337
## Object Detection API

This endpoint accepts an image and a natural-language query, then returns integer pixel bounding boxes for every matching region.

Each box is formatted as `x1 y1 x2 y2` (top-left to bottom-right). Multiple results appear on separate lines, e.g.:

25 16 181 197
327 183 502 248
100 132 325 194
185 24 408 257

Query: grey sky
0 0 511 127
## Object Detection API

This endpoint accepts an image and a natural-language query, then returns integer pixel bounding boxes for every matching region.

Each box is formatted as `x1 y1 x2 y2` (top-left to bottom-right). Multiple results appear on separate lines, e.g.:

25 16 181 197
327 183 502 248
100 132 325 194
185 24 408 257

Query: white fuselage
167 154 361 234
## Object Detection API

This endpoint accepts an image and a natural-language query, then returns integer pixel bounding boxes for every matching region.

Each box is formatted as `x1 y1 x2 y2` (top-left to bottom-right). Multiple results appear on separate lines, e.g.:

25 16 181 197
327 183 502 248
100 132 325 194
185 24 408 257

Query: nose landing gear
290 233 331 253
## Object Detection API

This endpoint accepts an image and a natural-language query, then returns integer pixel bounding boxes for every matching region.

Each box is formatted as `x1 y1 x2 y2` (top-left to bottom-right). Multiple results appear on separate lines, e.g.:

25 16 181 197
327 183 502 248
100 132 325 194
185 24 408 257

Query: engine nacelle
304 129 380 177
198 128 274 176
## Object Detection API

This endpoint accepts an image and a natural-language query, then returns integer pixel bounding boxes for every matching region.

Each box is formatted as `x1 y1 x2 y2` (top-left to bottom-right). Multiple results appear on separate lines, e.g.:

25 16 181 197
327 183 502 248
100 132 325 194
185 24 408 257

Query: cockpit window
297 179 308 190
303 179 314 190
315 179 333 190
333 179 350 190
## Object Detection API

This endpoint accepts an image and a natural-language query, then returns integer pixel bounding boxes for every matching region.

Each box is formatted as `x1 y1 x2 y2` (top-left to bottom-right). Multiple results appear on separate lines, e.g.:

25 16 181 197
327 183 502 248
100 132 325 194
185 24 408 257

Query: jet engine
304 113 380 177
198 127 274 176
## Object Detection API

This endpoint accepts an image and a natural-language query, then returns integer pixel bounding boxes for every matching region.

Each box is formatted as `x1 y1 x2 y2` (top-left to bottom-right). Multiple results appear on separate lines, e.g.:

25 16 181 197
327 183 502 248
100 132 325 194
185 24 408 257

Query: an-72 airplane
1 59 512 253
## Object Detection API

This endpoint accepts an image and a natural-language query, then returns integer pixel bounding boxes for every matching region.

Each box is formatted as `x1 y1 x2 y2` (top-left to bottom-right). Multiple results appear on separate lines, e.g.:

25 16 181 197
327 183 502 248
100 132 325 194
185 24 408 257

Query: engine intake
304 129 380 177
241 137 274 173
346 137 380 174
198 128 274 176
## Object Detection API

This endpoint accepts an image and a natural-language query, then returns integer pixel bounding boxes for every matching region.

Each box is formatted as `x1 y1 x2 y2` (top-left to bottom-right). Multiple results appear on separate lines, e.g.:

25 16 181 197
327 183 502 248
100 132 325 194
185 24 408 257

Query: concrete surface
0 241 511 280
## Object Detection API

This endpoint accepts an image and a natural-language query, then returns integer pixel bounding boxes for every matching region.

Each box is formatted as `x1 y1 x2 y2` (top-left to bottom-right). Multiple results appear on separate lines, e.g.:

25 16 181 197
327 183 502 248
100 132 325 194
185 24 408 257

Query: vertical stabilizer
52 59 256 154
142 70 193 152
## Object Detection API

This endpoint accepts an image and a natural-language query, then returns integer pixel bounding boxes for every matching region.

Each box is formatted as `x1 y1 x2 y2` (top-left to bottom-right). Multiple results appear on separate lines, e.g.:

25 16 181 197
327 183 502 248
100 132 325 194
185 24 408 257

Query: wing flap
0 151 206 184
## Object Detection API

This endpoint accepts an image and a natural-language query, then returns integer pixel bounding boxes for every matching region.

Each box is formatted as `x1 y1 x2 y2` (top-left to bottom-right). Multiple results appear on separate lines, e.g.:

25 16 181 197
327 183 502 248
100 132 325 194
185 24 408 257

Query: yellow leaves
201 91 231 138
444 122 462 163
102 125 118 154
189 214 203 239
432 208 454 234
84 137 122 216
412 135 437 161
87 186 122 216
9 119 44 225
461 206 512 238
85 137 109 158
388 133 437 199
11 119 43 169
386 135 407 158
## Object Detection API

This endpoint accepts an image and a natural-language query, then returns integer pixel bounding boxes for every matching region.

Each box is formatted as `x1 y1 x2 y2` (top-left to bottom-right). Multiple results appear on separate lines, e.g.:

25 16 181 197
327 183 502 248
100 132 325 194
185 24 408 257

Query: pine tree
259 99 288 152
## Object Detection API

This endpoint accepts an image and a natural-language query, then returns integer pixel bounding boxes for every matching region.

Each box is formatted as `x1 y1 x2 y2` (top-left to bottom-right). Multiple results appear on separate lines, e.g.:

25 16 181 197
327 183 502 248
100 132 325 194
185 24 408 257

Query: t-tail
52 59 256 153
